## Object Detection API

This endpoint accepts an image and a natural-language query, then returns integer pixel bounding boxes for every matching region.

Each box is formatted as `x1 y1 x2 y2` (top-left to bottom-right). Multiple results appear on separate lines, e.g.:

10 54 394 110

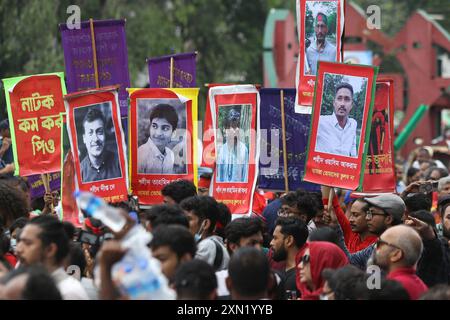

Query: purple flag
259 88 319 192
59 19 131 116
147 52 196 88
28 172 61 200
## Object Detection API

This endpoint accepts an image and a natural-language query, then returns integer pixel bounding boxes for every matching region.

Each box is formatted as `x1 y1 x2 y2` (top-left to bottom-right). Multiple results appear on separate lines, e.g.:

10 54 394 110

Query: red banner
129 89 195 205
64 87 128 202
303 61 378 190
209 85 260 215
4 74 66 176
295 0 344 112
353 79 396 195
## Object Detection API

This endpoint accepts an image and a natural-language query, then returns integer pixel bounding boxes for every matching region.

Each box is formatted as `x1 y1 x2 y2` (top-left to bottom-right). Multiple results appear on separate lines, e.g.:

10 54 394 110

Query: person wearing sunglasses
372 225 428 300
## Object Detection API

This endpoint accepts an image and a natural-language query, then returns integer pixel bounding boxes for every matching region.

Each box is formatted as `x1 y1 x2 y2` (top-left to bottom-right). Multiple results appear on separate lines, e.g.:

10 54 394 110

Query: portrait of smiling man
138 103 180 174
315 82 358 157
79 106 121 183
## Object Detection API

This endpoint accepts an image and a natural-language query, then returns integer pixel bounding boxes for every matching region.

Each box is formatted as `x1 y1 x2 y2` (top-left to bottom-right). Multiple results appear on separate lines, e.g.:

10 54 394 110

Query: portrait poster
295 0 344 113
209 85 260 215
303 61 378 190
60 113 81 226
259 88 320 192
2 73 67 176
352 79 396 195
129 88 199 205
59 19 131 117
64 86 128 202
147 52 197 88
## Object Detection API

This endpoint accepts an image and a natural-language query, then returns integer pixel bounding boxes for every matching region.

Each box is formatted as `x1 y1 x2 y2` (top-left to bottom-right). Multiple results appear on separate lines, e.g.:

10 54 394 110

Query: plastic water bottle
74 191 126 233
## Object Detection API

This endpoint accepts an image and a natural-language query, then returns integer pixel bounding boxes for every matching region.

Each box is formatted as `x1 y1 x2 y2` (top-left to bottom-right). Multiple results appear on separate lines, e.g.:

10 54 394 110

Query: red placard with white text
64 87 128 202
209 85 260 215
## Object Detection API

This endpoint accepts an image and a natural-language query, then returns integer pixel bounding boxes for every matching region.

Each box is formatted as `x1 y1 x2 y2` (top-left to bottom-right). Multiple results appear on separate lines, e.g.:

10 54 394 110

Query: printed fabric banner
129 88 199 205
28 172 61 200
295 0 344 113
2 73 67 176
59 19 131 116
352 79 396 195
209 85 260 215
148 52 197 88
303 61 378 190
259 88 320 192
64 86 128 202
60 113 81 227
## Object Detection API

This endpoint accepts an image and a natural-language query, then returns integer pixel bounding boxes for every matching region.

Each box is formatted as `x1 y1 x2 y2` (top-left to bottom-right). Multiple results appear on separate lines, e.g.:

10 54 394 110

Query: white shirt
316 114 357 157
138 137 174 174
306 39 337 75
216 140 249 183
52 268 89 300
196 236 230 271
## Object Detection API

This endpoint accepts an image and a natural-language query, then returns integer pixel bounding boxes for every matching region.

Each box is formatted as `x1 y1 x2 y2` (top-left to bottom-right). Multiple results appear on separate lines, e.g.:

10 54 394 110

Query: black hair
180 196 220 234
228 247 270 298
354 198 370 212
308 227 339 246
2 176 31 194
161 180 197 204
149 225 197 259
66 242 87 276
295 190 319 222
409 210 436 229
403 193 432 212
281 191 298 208
62 221 76 240
0 180 30 228
82 107 105 133
322 265 366 300
274 216 308 248
335 83 354 98
406 167 420 179
215 202 232 239
173 259 217 300
355 277 410 300
26 215 70 264
1 265 62 300
149 104 178 130
420 284 450 300
0 119 9 131
224 217 265 246
9 217 28 235
143 205 189 229
310 192 324 211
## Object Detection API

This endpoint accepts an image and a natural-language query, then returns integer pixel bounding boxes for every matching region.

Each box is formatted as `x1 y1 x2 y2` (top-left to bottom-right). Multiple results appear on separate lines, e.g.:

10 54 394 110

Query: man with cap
306 12 337 75
216 109 248 183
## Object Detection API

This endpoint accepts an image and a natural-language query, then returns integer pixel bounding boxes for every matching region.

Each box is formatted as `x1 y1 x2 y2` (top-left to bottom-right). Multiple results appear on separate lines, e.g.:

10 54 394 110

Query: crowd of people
0 145 449 300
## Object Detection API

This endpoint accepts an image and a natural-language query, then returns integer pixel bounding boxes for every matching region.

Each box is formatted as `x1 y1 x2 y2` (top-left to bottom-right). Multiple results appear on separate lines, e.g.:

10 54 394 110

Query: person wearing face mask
138 104 179 174
216 109 249 183
180 196 230 271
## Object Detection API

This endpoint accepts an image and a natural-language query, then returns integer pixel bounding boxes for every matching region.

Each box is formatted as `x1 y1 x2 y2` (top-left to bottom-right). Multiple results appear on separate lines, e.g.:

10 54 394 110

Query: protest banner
59 19 131 117
303 61 378 190
148 52 197 89
60 113 81 226
295 0 344 113
27 172 61 200
64 86 128 202
353 79 396 195
129 88 199 205
2 73 67 176
209 85 260 215
259 88 320 192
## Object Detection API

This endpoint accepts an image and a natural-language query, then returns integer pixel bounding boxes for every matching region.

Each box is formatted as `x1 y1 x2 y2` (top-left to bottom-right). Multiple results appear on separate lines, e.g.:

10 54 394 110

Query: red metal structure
263 1 450 157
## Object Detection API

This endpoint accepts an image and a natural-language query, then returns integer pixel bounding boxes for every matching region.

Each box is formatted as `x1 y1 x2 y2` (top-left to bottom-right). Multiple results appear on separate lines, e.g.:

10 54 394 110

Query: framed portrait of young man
303 61 378 190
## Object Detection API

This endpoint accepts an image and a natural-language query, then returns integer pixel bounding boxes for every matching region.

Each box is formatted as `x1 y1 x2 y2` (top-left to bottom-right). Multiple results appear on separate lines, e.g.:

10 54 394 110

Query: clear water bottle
74 191 126 233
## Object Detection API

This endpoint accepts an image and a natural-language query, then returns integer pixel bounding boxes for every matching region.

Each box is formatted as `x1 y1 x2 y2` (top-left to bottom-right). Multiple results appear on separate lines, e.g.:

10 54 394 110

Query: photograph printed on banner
315 73 368 158
74 102 122 183
137 98 187 175
304 0 338 76
216 104 251 183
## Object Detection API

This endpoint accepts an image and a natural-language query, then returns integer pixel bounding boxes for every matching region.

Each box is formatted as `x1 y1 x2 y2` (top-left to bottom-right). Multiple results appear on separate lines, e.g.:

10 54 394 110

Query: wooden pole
41 173 54 213
169 57 174 88
280 90 289 194
89 18 100 89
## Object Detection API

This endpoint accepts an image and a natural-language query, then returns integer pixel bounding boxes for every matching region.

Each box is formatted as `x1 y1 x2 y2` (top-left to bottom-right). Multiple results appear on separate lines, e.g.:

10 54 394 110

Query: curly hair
0 180 30 228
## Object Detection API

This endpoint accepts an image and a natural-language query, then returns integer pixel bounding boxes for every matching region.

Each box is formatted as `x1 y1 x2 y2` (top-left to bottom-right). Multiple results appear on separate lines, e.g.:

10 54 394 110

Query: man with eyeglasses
316 83 357 157
372 225 428 299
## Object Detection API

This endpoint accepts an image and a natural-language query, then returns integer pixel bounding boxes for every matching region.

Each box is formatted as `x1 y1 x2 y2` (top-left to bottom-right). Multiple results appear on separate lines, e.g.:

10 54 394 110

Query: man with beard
316 83 357 157
371 225 428 299
270 217 309 298
80 108 121 182
305 12 337 76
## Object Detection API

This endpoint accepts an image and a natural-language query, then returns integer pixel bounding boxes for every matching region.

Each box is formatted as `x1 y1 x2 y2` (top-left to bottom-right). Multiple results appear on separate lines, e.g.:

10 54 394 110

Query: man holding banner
316 83 357 157
80 108 121 182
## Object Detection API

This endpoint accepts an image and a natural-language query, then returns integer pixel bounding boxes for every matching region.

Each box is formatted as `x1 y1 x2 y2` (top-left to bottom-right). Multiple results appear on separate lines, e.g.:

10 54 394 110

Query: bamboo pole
280 90 289 194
